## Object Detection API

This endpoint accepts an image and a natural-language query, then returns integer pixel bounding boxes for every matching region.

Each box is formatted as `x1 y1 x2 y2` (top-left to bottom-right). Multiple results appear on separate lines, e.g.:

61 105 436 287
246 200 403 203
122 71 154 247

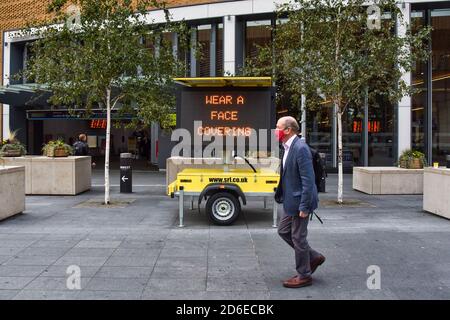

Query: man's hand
299 211 308 218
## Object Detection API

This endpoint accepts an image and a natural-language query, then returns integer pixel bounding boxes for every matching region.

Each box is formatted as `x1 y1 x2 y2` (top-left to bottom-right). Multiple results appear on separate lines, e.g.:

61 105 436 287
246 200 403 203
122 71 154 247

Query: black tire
205 192 241 226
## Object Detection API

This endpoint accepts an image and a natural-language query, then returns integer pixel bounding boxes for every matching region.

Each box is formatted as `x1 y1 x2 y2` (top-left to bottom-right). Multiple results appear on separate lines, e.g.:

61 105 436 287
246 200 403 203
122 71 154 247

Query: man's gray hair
280 116 300 133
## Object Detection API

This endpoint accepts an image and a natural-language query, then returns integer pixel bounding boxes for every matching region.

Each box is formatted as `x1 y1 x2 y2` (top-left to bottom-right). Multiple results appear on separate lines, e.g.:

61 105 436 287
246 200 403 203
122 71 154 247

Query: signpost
120 153 133 193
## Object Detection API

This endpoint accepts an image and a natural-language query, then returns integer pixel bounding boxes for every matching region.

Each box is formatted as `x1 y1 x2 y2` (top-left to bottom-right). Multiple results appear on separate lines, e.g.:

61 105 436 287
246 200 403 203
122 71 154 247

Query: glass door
431 9 450 164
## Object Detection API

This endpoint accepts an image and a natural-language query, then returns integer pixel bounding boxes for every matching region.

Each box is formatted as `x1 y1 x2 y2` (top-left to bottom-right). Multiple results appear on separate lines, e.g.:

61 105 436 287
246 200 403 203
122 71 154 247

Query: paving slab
12 290 80 300
85 277 147 292
0 277 35 290
146 278 207 291
77 290 141 300
0 171 448 299
23 276 91 291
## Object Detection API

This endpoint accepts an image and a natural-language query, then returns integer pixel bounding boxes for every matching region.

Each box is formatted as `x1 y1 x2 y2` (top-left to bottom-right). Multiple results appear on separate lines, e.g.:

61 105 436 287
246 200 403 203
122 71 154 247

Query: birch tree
20 0 189 204
244 0 430 203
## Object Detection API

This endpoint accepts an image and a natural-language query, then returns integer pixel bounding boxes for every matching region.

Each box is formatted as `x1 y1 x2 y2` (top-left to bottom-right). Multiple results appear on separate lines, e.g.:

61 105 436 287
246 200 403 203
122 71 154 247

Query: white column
2 34 11 139
223 15 236 76
397 2 412 156
2 105 10 139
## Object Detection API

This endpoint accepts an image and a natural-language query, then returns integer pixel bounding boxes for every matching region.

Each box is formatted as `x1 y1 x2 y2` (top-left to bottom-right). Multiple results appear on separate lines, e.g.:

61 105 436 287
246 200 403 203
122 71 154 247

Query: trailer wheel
206 192 241 226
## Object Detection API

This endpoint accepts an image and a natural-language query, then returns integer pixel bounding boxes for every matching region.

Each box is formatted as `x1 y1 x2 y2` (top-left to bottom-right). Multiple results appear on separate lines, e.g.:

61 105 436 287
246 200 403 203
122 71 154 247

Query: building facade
1 0 450 170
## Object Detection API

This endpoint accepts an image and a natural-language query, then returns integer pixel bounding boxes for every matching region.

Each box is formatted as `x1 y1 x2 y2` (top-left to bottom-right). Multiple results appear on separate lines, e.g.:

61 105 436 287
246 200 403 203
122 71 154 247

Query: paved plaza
0 171 449 300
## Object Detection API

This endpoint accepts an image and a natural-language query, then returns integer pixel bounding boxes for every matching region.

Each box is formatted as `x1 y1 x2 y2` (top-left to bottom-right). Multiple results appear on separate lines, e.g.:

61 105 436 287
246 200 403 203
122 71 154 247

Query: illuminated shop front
22 108 155 166
411 2 450 165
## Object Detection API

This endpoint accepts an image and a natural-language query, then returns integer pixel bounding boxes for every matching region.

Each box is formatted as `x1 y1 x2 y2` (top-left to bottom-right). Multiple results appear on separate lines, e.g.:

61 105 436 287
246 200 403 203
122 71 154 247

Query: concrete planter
0 156 33 193
423 167 450 219
0 156 91 195
0 166 25 220
353 166 423 195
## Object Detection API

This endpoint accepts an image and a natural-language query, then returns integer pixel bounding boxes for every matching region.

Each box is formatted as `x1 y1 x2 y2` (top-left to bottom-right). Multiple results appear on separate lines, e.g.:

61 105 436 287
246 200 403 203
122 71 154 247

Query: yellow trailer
168 167 280 227
169 76 279 227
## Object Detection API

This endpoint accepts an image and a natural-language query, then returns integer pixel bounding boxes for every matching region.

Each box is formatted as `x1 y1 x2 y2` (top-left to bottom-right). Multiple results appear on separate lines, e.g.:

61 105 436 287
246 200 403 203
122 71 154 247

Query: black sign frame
176 86 276 154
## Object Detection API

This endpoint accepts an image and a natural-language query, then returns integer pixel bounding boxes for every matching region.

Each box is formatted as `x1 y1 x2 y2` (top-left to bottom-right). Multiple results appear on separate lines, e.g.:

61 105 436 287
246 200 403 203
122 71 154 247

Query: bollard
120 153 133 193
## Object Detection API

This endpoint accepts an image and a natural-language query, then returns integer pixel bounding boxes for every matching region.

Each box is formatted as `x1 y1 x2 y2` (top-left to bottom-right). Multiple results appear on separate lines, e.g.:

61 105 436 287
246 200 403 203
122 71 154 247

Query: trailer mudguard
198 183 247 206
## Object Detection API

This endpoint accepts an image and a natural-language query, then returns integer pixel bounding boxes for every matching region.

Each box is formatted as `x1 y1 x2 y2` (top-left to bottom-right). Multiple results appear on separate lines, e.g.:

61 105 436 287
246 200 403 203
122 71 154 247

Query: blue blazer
274 136 319 216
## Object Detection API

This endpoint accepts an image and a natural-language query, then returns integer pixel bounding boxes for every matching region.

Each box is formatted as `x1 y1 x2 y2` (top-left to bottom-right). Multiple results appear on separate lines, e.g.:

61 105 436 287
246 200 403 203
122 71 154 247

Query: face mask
275 128 286 142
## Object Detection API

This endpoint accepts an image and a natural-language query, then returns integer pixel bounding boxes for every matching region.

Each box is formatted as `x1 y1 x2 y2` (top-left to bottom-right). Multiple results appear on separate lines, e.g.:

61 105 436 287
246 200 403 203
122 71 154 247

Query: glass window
23 42 36 84
161 32 174 51
143 34 156 54
306 102 333 168
245 20 272 61
431 9 450 164
411 11 427 154
367 15 395 166
216 24 224 76
342 104 363 168
197 25 211 77
368 96 394 166
306 99 363 169
176 30 190 77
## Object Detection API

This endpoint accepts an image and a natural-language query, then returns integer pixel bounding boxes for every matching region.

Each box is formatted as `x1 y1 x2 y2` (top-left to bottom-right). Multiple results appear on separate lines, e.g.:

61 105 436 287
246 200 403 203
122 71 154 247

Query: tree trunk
301 94 306 138
105 88 111 205
337 108 343 204
335 7 343 204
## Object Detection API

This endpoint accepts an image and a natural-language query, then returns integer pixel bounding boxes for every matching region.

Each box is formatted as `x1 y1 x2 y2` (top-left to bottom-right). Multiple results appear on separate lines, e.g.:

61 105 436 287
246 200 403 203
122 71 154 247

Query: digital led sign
177 87 275 144
90 119 107 129
352 120 381 133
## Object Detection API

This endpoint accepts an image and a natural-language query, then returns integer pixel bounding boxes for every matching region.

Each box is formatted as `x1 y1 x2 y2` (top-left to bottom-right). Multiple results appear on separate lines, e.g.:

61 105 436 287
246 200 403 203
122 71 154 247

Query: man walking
73 133 96 168
73 134 89 156
274 116 325 288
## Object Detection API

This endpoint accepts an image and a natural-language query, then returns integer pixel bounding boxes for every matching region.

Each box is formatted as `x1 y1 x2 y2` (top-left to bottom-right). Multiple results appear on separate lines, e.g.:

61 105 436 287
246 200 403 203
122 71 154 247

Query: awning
173 77 272 88
0 83 51 106
26 108 136 120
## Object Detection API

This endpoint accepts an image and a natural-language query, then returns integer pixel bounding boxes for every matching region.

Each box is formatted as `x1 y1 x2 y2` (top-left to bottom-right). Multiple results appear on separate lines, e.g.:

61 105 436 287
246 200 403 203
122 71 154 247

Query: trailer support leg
272 200 278 228
179 189 185 228
190 196 194 210
264 197 267 209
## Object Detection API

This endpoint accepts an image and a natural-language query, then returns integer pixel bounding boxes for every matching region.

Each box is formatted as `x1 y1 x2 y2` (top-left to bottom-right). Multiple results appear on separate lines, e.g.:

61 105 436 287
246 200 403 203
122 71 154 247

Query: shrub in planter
0 130 27 157
398 149 427 169
0 142 27 157
42 140 73 157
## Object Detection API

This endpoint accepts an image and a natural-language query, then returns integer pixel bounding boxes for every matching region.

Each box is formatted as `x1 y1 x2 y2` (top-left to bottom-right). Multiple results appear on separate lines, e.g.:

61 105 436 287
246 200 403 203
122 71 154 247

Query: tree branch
111 94 125 110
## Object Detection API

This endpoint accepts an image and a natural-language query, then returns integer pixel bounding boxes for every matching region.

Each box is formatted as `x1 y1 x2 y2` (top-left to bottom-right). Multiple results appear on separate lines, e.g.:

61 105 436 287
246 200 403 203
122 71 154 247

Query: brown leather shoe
310 255 326 274
283 276 312 288
286 274 298 282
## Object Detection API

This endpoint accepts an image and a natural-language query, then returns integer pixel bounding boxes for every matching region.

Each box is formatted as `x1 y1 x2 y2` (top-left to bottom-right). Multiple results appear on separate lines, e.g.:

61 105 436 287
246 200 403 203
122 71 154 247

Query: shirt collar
283 134 296 150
